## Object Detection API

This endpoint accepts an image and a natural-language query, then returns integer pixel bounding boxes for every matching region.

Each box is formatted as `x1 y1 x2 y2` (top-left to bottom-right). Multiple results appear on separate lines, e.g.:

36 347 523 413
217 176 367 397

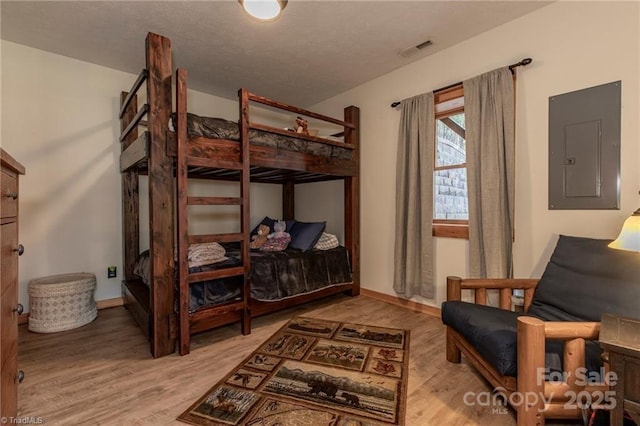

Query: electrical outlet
107 266 117 278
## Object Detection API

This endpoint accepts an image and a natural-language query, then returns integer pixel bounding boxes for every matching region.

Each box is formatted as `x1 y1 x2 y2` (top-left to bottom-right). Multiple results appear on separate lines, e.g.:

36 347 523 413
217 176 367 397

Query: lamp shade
239 0 288 22
609 208 640 252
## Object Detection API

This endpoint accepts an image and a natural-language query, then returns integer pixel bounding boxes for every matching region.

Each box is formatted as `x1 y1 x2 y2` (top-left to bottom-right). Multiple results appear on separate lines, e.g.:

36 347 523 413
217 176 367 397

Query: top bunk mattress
172 113 352 161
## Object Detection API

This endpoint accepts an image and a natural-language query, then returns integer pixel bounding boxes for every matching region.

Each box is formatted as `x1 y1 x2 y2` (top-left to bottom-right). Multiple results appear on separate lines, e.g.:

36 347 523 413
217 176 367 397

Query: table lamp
609 208 640 252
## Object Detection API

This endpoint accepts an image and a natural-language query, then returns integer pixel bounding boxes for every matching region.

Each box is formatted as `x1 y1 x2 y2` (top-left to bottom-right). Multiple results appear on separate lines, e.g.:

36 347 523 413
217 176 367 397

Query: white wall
295 180 344 242
310 1 640 308
1 41 283 311
2 41 131 310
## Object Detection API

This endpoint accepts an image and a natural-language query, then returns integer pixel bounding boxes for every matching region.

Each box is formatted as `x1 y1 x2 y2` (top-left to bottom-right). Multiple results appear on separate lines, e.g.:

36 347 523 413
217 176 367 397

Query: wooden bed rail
244 90 357 150
249 123 356 150
119 69 148 118
119 103 148 142
247 92 355 129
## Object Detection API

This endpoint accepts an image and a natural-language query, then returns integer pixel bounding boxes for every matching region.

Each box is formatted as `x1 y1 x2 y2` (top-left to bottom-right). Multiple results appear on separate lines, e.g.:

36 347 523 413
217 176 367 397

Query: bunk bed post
120 91 140 283
344 106 360 296
238 88 252 335
145 32 175 357
175 69 191 355
282 180 295 221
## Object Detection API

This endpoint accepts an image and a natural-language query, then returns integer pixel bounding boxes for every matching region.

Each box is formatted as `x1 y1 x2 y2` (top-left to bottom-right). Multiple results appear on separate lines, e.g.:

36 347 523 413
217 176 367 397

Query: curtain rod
390 57 532 108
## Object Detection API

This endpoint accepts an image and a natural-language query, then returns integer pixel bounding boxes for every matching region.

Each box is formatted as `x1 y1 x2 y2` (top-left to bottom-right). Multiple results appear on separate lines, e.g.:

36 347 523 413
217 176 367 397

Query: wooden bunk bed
118 32 360 358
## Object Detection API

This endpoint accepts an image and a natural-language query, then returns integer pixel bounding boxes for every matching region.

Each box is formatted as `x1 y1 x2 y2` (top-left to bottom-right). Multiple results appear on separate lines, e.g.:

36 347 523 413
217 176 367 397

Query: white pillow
313 232 339 250
173 242 228 268
187 242 227 267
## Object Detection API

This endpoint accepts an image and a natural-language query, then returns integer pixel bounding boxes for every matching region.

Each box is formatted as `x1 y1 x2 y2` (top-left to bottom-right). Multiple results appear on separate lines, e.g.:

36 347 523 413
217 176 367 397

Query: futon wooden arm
516 316 604 424
446 276 540 311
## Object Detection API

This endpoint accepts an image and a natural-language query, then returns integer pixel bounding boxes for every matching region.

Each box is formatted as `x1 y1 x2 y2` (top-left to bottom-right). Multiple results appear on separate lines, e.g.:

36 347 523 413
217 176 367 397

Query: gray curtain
464 67 515 278
393 93 436 298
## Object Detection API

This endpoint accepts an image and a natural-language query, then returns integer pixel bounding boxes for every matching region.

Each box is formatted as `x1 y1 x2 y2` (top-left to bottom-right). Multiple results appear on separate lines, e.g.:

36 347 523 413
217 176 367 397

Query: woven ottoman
28 272 97 333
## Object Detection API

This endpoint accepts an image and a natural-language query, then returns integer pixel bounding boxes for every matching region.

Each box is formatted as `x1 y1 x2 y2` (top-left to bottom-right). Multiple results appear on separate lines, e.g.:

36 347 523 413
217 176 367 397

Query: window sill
432 223 469 239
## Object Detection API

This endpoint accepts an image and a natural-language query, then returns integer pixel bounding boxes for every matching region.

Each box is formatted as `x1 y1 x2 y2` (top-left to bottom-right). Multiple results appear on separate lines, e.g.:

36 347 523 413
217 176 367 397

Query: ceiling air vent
399 39 433 58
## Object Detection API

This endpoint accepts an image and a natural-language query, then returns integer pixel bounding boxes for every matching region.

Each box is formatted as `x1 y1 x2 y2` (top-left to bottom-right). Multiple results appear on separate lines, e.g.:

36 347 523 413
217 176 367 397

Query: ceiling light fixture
238 0 288 22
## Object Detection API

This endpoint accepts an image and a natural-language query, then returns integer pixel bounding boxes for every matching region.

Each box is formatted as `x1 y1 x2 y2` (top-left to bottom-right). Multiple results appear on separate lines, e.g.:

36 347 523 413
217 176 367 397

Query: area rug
178 317 410 426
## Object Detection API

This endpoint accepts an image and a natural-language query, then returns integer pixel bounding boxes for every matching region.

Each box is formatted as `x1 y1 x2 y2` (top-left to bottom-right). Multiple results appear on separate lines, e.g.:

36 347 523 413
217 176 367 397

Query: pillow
173 242 228 268
187 242 227 268
289 221 326 251
135 243 228 286
314 232 339 250
250 216 295 237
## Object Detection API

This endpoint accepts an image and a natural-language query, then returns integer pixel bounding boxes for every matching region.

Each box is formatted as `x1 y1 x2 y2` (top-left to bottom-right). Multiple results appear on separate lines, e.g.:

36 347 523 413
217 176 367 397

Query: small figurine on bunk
295 116 309 135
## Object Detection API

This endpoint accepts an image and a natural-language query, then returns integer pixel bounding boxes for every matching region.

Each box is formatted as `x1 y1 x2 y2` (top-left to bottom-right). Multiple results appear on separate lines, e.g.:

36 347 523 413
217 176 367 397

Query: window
433 85 469 239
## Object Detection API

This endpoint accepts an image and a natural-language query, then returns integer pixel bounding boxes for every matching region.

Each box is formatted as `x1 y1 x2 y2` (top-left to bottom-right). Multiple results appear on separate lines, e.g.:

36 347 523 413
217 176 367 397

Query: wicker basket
28 272 97 333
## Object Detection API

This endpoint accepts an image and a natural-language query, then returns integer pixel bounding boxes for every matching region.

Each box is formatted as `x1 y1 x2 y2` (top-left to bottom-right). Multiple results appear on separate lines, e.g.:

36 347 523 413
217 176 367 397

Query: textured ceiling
1 1 550 107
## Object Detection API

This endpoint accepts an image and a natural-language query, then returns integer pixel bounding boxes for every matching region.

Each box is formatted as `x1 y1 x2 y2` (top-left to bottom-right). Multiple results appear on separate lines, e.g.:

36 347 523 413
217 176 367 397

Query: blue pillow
289 221 326 251
250 216 295 237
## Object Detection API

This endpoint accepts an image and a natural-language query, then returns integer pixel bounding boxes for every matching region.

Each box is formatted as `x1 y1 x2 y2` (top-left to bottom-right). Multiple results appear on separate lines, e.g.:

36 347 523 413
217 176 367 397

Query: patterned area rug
178 317 410 426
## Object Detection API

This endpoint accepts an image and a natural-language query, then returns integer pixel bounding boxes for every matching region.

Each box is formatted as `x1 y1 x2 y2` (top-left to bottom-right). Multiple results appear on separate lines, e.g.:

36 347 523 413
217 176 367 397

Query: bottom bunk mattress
248 247 352 301
133 246 352 313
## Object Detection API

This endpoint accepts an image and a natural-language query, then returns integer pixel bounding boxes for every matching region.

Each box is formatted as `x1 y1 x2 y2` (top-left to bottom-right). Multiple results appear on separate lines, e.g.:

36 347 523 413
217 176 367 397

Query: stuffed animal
295 116 309 135
268 220 290 240
261 220 291 252
250 224 270 249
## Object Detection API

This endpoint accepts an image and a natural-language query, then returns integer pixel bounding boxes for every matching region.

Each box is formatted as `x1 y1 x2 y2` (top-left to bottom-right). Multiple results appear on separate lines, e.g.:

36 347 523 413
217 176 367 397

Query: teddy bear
295 116 309 135
250 224 270 249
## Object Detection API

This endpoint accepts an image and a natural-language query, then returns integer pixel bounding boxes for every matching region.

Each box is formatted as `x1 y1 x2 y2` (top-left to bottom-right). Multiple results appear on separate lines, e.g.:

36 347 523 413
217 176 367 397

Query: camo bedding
134 246 352 313
171 113 352 161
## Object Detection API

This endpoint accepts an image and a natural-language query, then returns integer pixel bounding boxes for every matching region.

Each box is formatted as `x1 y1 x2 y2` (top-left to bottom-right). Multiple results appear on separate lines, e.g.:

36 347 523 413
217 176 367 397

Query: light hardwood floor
17 295 581 425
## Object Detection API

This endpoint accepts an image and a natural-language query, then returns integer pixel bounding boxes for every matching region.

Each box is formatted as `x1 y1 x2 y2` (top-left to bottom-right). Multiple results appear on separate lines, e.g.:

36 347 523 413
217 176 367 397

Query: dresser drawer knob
6 192 18 200
15 370 24 384
13 304 24 315
14 244 24 256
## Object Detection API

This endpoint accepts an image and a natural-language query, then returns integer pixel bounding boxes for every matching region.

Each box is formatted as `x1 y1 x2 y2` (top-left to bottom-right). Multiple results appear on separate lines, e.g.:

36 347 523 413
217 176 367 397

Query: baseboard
17 297 124 325
360 288 441 318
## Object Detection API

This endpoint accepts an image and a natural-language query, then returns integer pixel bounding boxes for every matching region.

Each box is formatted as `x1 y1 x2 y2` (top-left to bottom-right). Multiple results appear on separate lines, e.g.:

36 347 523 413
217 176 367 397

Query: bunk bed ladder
175 70 251 356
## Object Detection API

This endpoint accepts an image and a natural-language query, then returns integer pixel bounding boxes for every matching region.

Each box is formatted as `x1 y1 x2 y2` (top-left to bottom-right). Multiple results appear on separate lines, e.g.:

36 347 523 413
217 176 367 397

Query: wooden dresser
0 149 25 418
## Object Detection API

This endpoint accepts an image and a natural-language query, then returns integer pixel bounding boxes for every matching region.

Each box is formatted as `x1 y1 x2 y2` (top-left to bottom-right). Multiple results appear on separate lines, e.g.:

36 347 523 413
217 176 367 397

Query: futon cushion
288 221 326 251
527 235 640 322
442 301 523 376
442 301 605 377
